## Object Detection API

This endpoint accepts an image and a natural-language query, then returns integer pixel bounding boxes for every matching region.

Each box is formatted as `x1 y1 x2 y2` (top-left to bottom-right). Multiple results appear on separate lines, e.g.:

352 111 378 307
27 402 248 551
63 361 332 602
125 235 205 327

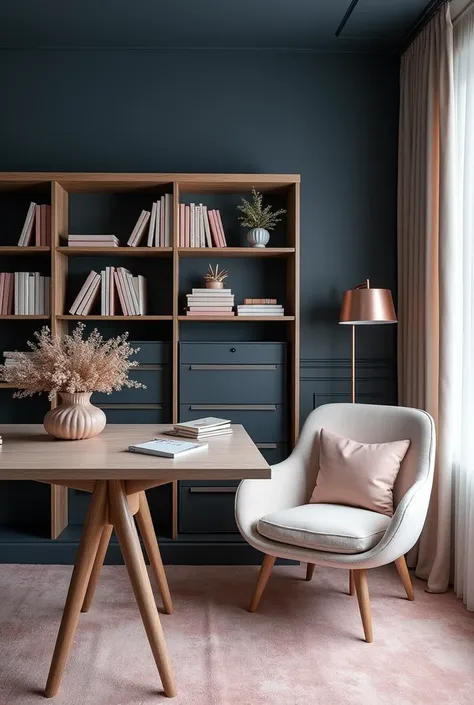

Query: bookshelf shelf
0 171 300 547
58 315 173 321
178 315 295 322
0 382 16 389
0 246 50 255
57 247 173 257
177 247 295 258
0 315 50 320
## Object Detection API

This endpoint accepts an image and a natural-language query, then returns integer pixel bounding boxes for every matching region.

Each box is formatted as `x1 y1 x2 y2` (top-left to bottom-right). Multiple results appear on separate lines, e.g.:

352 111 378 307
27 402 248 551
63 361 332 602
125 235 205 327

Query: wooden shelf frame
0 171 300 542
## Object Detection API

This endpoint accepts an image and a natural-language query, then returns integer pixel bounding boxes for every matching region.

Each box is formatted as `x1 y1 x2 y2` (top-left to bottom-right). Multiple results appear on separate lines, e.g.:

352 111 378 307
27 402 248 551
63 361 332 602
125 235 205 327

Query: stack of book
178 204 227 247
237 298 284 317
8 272 51 314
171 417 233 439
2 351 33 367
186 288 234 316
68 235 119 248
0 273 14 314
18 202 51 246
70 267 147 316
127 194 172 247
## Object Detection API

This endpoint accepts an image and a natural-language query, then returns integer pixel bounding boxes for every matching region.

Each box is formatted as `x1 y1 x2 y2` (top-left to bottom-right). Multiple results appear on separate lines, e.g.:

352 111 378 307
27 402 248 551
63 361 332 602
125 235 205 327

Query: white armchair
235 403 435 642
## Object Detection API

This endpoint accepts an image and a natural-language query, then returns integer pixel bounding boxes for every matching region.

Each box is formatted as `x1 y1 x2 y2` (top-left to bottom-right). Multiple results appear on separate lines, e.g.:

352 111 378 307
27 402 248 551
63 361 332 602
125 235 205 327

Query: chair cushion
310 428 410 516
257 503 391 554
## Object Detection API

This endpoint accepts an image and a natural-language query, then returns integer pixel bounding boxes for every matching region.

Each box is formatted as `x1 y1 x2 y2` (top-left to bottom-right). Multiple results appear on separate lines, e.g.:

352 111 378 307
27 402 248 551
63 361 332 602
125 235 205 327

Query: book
165 427 233 439
165 193 172 246
159 196 165 246
215 210 227 246
18 202 36 246
192 288 232 294
187 307 234 312
127 210 148 247
202 205 213 248
243 298 278 305
190 203 195 247
70 271 97 315
137 275 147 315
79 274 101 315
174 417 231 433
128 438 208 458
208 210 221 247
186 311 235 316
154 200 161 247
185 205 190 247
148 202 158 248
114 270 128 315
179 203 185 246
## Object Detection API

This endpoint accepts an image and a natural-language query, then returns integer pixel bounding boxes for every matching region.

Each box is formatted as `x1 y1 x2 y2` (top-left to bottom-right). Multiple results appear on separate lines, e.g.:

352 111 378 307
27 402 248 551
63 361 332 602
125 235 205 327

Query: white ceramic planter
43 392 106 440
247 227 270 248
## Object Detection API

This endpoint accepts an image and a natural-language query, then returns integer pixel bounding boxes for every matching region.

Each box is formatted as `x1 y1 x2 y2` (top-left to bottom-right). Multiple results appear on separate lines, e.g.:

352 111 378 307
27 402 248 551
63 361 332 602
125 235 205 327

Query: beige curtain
398 4 457 592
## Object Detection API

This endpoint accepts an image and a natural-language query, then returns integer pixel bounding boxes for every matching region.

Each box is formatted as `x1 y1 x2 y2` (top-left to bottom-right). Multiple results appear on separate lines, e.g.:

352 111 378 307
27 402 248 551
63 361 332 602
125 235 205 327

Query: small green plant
204 264 228 283
237 188 286 230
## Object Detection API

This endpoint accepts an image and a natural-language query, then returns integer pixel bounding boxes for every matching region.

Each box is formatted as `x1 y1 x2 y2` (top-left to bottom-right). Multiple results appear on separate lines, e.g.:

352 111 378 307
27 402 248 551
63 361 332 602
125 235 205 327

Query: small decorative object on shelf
204 263 228 290
0 323 145 440
237 187 286 248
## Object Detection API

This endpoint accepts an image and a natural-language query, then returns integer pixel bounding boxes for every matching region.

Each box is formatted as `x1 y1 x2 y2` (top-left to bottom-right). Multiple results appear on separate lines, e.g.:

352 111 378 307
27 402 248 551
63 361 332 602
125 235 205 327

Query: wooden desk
0 424 270 699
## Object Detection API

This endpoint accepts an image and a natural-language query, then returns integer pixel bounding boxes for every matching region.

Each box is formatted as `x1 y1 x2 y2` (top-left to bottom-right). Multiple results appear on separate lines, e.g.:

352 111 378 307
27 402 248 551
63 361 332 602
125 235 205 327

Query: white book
128 274 140 315
128 438 208 458
137 275 147 315
34 272 40 314
159 196 165 246
45 276 51 315
165 427 233 439
134 211 151 247
202 205 212 248
106 266 113 316
70 271 97 315
101 270 107 315
22 273 28 315
118 268 135 315
191 288 232 294
190 203 195 247
114 270 128 315
154 200 161 247
165 193 172 247
148 202 157 247
127 210 147 247
39 276 45 315
78 273 101 315
174 417 231 432
14 272 19 314
18 202 36 246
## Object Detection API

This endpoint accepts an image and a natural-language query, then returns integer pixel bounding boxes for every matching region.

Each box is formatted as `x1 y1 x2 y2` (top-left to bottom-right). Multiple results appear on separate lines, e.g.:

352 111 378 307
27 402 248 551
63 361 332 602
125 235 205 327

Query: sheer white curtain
452 6 474 611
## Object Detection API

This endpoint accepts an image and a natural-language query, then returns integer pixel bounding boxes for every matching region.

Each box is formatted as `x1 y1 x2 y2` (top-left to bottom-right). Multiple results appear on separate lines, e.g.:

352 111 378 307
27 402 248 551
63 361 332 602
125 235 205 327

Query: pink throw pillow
310 428 410 517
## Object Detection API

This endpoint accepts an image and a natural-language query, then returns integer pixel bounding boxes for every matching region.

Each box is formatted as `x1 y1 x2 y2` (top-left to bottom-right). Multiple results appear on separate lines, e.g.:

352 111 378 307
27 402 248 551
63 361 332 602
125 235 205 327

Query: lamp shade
339 287 397 325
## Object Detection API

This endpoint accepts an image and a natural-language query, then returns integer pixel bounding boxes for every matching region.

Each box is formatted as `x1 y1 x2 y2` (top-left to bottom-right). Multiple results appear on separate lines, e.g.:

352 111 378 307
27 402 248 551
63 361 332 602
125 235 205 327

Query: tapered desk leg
135 492 173 615
109 481 176 698
45 481 107 698
81 524 114 613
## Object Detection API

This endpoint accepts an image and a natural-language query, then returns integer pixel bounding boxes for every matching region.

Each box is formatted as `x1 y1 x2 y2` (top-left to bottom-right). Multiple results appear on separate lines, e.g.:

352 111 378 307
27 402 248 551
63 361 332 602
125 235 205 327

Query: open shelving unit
0 172 300 552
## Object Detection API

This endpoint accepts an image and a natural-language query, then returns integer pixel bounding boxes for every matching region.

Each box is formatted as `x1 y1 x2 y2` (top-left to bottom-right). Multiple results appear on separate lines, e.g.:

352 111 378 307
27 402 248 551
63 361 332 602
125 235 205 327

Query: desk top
0 424 271 481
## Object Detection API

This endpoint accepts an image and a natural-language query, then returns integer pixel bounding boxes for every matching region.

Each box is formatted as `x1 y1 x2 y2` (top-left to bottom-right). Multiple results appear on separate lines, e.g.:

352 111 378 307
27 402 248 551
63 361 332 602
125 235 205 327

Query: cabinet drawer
180 342 286 365
131 341 170 365
179 404 286 442
179 483 238 533
93 368 170 405
98 405 171 424
180 364 285 404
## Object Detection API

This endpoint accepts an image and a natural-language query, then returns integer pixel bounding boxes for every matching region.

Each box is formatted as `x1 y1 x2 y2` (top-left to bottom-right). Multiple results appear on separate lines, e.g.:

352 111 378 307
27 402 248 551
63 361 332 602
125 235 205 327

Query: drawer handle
189 364 278 371
136 364 164 371
189 404 277 411
256 443 278 449
189 486 237 494
97 403 163 410
230 347 236 353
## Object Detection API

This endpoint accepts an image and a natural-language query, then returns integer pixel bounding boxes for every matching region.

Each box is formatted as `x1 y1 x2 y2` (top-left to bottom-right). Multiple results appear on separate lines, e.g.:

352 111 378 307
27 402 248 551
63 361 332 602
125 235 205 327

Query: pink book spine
41 205 48 246
215 210 227 247
46 205 51 246
179 203 185 247
109 267 115 316
35 205 41 246
6 273 14 314
208 210 221 247
0 273 5 314
114 271 126 315
160 196 165 247
184 205 189 247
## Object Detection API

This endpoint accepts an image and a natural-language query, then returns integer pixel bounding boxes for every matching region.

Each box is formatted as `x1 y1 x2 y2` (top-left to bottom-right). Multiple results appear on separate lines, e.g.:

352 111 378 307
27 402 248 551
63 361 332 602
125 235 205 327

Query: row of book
127 195 173 247
0 271 51 315
70 268 147 316
68 234 119 248
2 351 32 367
178 204 228 248
18 203 52 246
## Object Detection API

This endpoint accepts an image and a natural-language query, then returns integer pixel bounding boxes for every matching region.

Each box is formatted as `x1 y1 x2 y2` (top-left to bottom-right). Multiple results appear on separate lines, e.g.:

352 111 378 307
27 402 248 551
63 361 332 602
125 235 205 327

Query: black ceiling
0 1 439 52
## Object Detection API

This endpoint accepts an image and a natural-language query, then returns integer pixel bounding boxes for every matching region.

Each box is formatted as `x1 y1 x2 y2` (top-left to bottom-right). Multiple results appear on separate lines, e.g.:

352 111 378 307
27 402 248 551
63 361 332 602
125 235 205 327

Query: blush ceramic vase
247 227 270 248
43 392 106 440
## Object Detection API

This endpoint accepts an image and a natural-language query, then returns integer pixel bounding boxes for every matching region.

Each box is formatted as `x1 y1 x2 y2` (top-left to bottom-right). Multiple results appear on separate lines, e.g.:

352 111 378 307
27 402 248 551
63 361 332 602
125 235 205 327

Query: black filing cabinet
179 342 288 534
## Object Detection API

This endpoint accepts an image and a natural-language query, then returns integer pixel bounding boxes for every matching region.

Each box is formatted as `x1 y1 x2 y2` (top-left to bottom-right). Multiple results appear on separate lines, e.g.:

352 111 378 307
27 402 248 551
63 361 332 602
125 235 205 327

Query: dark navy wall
0 48 399 415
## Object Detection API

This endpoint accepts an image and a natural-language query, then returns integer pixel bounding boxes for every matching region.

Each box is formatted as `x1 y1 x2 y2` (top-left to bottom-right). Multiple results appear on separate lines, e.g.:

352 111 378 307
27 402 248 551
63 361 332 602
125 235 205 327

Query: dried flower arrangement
204 264 228 283
0 323 144 400
237 188 286 230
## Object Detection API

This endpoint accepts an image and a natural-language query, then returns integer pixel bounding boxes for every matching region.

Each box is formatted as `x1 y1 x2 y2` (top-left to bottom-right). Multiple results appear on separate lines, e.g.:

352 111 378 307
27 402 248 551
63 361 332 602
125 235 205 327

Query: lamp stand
351 324 356 404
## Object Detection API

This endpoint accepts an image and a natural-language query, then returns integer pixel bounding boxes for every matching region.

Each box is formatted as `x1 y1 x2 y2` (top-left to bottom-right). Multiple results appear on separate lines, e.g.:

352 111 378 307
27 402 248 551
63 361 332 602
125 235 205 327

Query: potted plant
204 263 228 289
237 187 286 248
0 323 144 440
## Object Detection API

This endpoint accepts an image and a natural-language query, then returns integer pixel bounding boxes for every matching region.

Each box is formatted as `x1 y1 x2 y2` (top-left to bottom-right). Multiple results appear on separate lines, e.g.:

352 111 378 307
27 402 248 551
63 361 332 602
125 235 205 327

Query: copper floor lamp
339 279 397 403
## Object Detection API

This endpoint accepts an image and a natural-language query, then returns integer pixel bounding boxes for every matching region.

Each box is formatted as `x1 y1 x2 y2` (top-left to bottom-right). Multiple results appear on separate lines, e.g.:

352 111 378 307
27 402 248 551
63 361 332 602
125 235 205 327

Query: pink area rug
0 564 473 705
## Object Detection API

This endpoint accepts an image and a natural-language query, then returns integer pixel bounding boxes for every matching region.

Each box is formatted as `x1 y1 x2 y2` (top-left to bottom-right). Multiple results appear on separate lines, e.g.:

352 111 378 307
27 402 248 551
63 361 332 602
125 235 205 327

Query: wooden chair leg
136 491 174 615
349 569 355 596
109 480 176 698
353 569 373 643
305 563 315 582
249 554 276 613
81 524 113 613
395 555 415 601
45 481 108 698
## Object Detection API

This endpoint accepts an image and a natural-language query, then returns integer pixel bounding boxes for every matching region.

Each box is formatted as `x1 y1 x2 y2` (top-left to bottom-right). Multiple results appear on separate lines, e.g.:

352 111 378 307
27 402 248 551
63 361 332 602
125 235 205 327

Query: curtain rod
401 0 448 53
453 0 474 24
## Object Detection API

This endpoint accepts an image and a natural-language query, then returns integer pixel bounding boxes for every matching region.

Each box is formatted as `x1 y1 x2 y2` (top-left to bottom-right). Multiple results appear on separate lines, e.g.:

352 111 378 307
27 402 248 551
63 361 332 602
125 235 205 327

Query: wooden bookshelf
0 171 300 544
